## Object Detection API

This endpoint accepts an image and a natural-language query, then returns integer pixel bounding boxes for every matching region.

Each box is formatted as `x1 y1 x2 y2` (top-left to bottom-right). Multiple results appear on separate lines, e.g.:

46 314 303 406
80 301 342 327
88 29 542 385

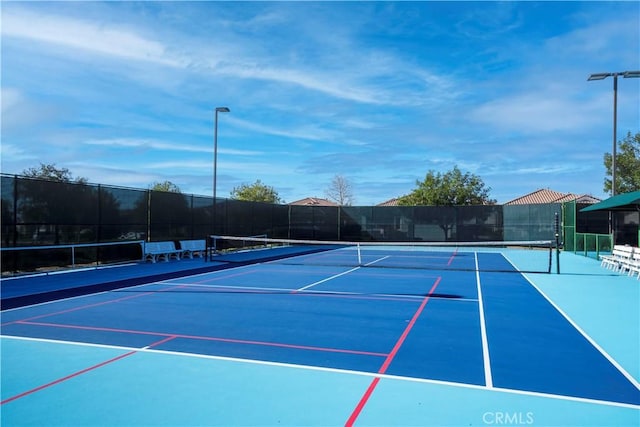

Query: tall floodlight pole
212 107 230 257
588 71 640 195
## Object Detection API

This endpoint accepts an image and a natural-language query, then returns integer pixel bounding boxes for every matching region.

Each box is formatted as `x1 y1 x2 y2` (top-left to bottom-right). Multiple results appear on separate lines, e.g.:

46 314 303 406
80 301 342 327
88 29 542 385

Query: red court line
15 320 389 357
0 350 137 405
145 335 178 348
346 377 381 426
171 283 426 303
1 335 179 405
190 269 258 284
447 248 458 266
1 284 187 327
294 291 425 303
345 276 442 426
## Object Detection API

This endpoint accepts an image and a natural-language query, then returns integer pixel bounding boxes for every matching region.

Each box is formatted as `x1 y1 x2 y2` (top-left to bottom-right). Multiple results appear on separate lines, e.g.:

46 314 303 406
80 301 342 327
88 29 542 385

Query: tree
604 131 640 194
398 166 496 206
150 180 181 193
22 163 88 183
230 180 283 203
325 174 354 206
397 166 495 241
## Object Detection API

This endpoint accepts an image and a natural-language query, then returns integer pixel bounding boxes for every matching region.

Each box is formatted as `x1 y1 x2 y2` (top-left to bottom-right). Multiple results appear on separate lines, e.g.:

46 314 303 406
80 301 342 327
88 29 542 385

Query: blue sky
2 1 639 205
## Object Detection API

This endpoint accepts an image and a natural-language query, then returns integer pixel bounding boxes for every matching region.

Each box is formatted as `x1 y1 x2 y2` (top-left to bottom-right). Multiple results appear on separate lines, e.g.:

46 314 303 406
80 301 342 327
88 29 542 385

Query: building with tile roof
504 189 600 205
377 197 401 206
288 197 339 206
377 189 600 206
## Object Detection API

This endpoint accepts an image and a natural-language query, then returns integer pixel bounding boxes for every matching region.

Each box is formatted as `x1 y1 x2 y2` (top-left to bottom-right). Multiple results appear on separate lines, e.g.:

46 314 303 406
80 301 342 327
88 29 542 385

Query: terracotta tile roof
573 194 602 204
288 197 339 206
377 198 401 206
504 189 600 205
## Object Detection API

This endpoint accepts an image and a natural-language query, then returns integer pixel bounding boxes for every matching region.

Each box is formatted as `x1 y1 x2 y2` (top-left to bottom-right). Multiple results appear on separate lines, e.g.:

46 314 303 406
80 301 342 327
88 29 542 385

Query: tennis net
208 235 556 274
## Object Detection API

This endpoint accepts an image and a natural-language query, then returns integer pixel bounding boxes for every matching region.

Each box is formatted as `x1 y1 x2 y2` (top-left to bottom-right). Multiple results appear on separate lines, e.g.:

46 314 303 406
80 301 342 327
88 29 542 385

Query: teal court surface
1 245 639 426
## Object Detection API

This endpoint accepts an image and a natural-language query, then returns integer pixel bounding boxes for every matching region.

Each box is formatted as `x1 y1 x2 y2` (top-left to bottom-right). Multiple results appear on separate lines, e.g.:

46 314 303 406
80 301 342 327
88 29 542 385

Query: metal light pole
588 71 640 196
212 107 230 256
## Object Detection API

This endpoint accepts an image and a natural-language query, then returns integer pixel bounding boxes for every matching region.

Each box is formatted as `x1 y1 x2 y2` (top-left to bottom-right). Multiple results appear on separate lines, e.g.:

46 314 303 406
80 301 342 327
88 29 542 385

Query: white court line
296 255 392 292
474 252 493 388
149 282 470 302
1 263 265 313
3 334 638 410
362 255 391 266
502 253 640 392
296 266 363 291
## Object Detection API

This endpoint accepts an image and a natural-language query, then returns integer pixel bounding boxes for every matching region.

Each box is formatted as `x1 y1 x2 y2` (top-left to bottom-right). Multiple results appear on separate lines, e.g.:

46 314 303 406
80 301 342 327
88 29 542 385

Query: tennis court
1 240 639 426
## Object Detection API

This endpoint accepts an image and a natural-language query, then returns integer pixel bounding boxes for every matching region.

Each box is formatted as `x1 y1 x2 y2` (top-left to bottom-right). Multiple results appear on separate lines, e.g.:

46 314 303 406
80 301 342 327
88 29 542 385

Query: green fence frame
562 200 612 259
573 233 613 259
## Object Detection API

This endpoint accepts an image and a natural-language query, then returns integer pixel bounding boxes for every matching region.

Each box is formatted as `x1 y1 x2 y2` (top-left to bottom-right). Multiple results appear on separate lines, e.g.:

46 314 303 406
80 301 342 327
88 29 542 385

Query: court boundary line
3 334 638 410
501 254 640 392
1 284 189 326
296 266 363 292
0 349 138 405
0 334 178 406
474 252 493 388
0 280 164 313
295 254 393 292
0 263 247 314
345 276 443 426
149 282 474 303
10 320 389 357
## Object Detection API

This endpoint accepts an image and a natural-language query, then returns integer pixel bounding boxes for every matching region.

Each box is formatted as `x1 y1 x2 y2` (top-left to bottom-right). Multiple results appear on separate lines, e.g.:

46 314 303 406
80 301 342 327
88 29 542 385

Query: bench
144 241 183 263
179 240 207 259
600 245 634 271
621 251 640 279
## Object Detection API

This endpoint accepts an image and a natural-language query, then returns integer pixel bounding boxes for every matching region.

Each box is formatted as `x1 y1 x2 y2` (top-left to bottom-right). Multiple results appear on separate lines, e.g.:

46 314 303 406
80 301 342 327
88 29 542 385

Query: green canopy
580 191 640 212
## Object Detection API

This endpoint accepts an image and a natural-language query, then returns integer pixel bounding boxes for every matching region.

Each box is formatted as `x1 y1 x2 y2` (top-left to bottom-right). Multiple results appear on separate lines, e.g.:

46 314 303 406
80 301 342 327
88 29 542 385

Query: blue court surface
1 246 639 426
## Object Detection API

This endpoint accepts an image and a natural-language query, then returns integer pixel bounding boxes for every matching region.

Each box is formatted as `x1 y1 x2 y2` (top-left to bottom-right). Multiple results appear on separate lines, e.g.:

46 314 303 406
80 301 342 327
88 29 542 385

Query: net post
357 243 362 266
554 212 561 274
207 235 217 262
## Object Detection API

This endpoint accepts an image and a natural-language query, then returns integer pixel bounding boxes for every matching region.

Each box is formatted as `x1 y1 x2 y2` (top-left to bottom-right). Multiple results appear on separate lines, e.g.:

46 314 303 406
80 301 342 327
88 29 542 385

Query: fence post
146 190 151 242
12 175 19 247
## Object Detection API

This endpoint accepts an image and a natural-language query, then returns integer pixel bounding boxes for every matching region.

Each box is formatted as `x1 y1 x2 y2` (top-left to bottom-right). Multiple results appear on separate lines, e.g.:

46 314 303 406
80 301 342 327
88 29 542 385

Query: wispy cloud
228 116 343 143
543 13 640 64
0 143 36 162
455 2 523 39
1 8 184 67
2 2 637 204
83 138 262 156
469 91 604 134
2 4 461 113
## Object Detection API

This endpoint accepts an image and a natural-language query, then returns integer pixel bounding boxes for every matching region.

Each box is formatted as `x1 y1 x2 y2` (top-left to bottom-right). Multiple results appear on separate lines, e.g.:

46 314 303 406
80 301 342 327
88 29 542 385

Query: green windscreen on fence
6 173 625 273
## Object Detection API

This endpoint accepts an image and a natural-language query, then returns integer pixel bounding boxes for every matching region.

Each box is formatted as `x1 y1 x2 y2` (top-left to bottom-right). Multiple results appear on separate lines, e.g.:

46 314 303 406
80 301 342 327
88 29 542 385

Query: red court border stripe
1 336 178 406
345 377 380 426
0 350 137 405
447 248 458 266
16 320 389 357
345 276 442 426
1 284 188 327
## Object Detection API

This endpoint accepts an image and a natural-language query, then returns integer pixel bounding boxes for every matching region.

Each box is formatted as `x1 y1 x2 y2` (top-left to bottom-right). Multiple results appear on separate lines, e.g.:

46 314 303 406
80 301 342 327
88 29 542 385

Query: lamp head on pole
216 107 230 113
588 71 640 81
588 73 611 81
